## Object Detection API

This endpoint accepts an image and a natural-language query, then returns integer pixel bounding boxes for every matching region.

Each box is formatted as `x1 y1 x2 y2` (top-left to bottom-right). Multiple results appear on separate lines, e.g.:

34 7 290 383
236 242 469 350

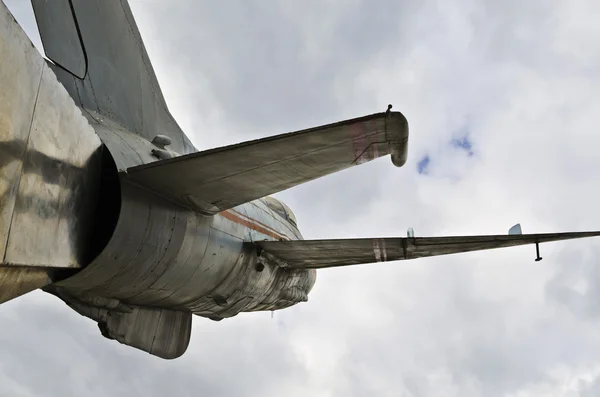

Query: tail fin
31 0 194 154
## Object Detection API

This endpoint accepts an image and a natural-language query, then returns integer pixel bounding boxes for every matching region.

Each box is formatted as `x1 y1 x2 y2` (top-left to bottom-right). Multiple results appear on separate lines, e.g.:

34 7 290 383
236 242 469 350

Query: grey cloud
132 1 419 138
578 375 600 397
320 256 600 396
0 292 310 397
5 0 600 396
546 245 600 320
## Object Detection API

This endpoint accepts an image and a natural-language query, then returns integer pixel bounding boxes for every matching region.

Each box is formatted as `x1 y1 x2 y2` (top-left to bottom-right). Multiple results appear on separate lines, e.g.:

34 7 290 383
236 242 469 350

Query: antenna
508 223 542 262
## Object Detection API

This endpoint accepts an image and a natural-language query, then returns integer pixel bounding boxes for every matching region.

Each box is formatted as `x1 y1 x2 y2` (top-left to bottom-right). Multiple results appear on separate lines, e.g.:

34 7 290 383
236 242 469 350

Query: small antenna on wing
508 223 542 262
534 242 543 262
271 310 274 319
508 224 522 235
386 104 393 114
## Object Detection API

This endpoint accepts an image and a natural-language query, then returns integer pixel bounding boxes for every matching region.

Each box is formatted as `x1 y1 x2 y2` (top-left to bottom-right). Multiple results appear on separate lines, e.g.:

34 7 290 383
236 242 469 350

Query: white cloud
4 0 600 396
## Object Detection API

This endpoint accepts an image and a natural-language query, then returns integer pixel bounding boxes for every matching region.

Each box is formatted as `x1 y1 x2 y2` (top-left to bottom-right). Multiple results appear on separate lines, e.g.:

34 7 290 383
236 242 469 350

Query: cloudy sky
3 0 600 396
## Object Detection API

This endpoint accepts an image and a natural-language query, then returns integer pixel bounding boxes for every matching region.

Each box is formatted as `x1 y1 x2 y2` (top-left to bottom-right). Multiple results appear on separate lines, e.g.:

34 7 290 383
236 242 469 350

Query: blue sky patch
450 135 474 156
417 155 430 175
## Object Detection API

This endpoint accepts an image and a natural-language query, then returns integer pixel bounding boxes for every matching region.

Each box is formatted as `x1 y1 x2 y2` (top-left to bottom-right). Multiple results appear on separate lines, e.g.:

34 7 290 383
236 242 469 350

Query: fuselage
52 116 317 321
0 0 316 322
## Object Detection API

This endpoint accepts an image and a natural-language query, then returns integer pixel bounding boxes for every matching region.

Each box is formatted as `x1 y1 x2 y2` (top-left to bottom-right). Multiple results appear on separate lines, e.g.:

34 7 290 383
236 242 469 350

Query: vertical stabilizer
31 0 195 154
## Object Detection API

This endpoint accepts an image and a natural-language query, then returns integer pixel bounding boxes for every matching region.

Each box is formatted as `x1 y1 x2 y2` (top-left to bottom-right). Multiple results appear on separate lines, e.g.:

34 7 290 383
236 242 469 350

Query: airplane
0 0 598 360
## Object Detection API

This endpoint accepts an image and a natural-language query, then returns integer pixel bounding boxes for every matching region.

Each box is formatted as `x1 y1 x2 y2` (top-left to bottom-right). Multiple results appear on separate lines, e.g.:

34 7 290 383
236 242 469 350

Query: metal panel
154 212 247 307
0 2 45 260
63 295 192 359
0 0 103 268
101 191 178 298
105 307 192 360
3 65 103 267
54 182 157 294
0 267 51 304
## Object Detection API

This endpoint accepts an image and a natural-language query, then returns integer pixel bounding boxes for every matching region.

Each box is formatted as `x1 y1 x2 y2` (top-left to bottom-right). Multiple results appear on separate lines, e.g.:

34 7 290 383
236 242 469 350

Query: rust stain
351 122 370 164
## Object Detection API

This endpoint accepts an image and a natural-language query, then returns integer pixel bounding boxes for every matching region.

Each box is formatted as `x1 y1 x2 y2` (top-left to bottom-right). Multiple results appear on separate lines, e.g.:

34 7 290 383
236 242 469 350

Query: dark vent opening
86 145 121 264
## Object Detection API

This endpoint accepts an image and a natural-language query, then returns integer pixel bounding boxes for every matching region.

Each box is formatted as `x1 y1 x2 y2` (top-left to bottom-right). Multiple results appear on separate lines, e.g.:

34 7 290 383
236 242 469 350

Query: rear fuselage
53 120 316 321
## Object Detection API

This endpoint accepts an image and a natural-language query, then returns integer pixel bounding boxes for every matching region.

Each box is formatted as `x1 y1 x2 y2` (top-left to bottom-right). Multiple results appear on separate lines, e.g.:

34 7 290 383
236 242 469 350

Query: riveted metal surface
162 211 248 308
133 212 209 306
81 110 167 170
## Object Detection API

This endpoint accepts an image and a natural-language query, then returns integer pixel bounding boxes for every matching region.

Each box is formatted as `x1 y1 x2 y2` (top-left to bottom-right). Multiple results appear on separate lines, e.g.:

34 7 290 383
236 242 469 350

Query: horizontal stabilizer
124 111 408 215
255 230 600 269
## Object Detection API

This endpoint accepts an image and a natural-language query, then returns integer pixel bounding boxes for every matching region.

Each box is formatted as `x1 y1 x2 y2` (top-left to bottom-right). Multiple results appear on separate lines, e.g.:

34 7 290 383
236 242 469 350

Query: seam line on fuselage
3 68 45 261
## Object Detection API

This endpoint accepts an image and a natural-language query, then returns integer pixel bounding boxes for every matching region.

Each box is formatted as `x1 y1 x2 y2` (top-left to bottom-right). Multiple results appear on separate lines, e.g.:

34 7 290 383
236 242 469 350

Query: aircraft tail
30 0 194 154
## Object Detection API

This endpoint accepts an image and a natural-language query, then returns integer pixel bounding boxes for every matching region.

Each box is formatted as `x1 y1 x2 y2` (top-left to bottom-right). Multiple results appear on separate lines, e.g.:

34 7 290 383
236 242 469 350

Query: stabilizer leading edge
124 111 409 215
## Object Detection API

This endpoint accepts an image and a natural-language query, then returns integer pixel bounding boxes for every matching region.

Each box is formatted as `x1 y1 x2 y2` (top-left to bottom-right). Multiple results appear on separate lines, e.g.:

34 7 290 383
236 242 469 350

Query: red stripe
220 211 290 241
230 209 292 240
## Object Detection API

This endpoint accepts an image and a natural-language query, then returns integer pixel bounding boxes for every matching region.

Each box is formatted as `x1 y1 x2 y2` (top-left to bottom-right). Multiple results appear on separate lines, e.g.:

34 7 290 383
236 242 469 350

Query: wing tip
387 112 409 167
